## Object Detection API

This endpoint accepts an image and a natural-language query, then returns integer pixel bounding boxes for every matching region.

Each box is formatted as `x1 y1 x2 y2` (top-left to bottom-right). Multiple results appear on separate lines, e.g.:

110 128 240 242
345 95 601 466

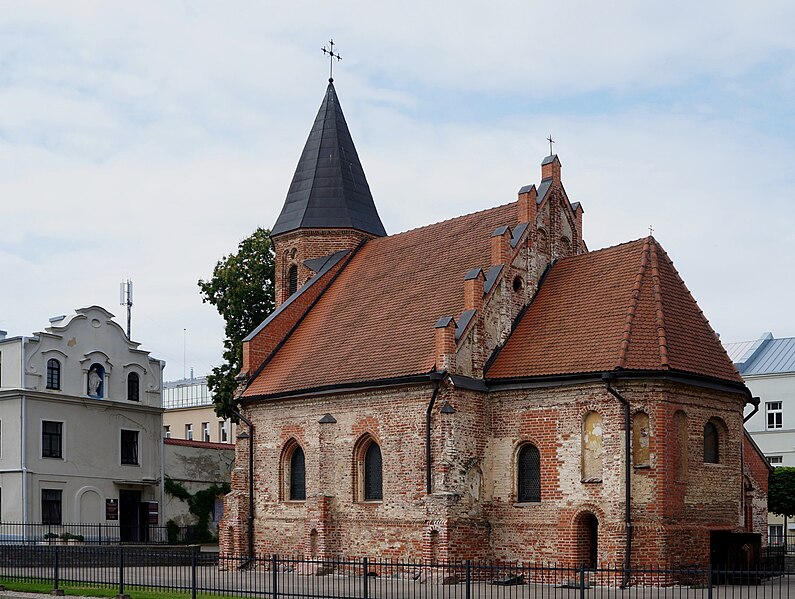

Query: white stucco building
0 306 164 541
725 332 795 544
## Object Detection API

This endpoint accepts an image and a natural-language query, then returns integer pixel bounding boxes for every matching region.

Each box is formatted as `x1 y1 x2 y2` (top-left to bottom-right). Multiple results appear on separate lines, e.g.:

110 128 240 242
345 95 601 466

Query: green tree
198 227 275 419
769 466 795 518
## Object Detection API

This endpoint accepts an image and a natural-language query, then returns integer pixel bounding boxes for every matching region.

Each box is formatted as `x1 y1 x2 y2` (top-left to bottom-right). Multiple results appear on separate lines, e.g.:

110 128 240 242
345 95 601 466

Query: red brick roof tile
244 203 517 397
487 237 742 383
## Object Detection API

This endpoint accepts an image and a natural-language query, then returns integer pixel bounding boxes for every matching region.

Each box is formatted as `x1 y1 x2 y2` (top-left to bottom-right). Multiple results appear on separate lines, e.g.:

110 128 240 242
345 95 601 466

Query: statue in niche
88 367 102 397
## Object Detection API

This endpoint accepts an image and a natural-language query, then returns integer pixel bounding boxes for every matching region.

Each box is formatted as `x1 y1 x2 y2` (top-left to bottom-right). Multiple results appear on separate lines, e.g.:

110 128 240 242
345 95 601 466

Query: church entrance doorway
119 490 142 542
575 512 599 569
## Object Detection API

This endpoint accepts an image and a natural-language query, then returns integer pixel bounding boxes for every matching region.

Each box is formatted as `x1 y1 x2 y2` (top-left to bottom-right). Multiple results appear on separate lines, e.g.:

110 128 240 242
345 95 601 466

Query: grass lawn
0 580 255 599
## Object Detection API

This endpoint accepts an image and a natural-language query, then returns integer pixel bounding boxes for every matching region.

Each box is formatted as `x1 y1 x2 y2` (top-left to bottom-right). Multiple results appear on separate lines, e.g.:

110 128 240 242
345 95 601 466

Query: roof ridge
381 201 516 240
648 238 670 369
652 241 741 376
616 237 651 368
555 236 646 263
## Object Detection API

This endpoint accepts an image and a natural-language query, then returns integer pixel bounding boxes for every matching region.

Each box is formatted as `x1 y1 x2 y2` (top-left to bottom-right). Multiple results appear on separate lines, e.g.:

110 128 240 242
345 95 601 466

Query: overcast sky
1 1 793 381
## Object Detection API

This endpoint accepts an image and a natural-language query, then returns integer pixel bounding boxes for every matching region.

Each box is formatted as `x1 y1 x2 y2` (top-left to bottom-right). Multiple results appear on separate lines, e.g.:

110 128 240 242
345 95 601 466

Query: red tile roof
487 237 743 383
243 203 517 397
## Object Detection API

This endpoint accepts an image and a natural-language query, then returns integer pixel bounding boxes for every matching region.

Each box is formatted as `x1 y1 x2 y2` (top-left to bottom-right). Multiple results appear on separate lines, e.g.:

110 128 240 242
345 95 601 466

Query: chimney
541 154 561 183
491 225 512 266
517 184 537 224
0 330 6 340
434 316 457 373
463 268 485 311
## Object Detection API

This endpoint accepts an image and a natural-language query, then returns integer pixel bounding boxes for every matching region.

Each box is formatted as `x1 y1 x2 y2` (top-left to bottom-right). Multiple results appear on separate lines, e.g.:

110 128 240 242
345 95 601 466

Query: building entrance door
119 490 141 542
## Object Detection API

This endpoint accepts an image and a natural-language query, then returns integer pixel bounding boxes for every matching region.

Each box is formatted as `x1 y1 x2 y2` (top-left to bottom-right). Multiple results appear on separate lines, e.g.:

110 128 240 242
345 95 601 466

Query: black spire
271 81 386 238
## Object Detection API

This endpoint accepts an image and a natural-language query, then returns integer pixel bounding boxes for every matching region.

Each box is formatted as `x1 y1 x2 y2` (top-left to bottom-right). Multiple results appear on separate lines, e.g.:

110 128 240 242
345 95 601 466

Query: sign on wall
105 498 118 520
148 502 159 525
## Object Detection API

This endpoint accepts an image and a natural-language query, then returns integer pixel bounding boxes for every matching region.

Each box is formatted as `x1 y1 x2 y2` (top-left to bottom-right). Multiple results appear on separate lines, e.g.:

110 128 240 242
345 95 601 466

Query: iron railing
0 546 793 599
0 522 199 545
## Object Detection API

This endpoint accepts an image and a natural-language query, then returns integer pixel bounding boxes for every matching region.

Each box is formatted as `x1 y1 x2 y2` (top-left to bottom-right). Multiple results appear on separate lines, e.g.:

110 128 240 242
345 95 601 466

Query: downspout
229 401 255 564
21 337 29 527
602 373 631 586
425 372 446 494
741 397 759 535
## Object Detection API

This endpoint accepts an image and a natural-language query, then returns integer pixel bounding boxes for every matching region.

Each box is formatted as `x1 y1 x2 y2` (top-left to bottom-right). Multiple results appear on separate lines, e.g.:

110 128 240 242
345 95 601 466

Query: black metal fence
0 522 198 545
0 546 794 599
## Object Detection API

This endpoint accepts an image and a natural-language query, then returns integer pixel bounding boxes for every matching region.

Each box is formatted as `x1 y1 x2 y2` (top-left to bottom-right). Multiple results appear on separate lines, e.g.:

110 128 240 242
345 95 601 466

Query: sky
1 1 794 381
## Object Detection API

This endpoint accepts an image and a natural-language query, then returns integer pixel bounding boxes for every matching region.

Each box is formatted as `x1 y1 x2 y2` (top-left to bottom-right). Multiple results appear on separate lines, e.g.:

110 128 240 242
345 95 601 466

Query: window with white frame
769 455 784 465
219 421 228 443
770 524 784 546
767 401 783 430
185 424 193 441
163 425 171 439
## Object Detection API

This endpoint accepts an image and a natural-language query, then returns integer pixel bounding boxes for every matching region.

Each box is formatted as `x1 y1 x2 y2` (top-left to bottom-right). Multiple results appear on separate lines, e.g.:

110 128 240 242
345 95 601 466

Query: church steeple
271 81 386 306
271 81 386 238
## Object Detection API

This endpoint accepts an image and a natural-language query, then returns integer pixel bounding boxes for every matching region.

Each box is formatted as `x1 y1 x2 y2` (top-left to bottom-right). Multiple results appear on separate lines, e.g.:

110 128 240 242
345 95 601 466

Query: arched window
46 359 61 390
290 446 306 500
517 444 541 502
364 441 383 501
704 421 719 464
632 411 650 467
582 411 603 482
127 373 140 402
288 265 298 296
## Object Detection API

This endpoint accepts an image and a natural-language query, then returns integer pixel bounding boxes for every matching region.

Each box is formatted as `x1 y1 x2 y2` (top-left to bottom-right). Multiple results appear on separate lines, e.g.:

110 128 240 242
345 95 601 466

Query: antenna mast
119 279 133 338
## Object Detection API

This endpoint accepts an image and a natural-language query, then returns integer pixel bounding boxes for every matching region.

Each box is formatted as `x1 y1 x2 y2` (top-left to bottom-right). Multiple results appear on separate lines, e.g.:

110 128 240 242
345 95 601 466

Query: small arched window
582 411 603 482
127 373 140 402
288 265 298 296
517 444 541 502
46 359 61 390
290 446 306 500
632 411 650 467
364 442 383 501
704 422 719 464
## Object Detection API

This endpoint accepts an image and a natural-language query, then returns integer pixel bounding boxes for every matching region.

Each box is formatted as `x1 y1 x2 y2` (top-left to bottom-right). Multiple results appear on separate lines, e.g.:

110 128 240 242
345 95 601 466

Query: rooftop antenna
183 328 187 380
547 134 555 157
322 38 342 82
119 279 133 338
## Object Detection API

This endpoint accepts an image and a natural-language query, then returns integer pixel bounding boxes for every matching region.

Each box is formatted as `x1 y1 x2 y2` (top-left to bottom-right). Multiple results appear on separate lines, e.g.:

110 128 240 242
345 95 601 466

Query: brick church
221 79 769 567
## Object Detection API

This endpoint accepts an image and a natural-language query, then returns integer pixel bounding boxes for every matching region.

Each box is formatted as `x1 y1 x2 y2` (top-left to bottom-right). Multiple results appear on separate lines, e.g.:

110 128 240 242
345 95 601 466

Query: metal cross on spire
322 39 342 82
547 135 555 156
649 225 654 236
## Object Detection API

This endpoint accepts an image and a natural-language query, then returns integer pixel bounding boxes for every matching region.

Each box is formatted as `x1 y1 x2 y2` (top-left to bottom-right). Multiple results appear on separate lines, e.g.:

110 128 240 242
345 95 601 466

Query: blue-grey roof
724 333 795 375
541 154 560 166
271 81 386 238
455 309 477 341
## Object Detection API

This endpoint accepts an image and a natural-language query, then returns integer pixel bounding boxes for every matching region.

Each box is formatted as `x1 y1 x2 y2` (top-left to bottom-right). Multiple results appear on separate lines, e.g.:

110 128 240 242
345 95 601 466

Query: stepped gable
487 236 742 383
271 80 386 238
243 202 516 398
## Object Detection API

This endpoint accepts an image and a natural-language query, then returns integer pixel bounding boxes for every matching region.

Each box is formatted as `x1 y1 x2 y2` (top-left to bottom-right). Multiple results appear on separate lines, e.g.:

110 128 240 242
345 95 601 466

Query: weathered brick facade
220 82 768 567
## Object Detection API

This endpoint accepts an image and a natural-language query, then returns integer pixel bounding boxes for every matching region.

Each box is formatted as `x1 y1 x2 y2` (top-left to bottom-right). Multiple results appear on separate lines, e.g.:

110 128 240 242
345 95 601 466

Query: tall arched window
127 373 140 402
704 422 719 463
582 411 603 482
46 359 61 390
632 411 650 467
288 265 298 296
517 444 541 502
364 442 383 501
290 446 306 500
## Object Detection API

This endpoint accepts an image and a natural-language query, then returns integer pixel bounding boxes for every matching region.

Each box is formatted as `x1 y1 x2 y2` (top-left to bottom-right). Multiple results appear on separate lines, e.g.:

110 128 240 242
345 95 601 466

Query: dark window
42 489 62 524
290 446 306 500
42 421 62 458
121 430 139 465
288 265 298 296
517 444 541 502
704 422 719 463
364 442 383 501
46 359 61 390
127 373 140 401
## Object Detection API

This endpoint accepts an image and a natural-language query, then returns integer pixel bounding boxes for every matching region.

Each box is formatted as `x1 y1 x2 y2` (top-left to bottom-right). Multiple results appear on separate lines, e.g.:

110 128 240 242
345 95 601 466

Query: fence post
363 557 369 599
53 544 60 592
191 545 198 599
465 560 471 599
579 564 586 599
706 564 713 599
271 554 278 599
118 545 125 597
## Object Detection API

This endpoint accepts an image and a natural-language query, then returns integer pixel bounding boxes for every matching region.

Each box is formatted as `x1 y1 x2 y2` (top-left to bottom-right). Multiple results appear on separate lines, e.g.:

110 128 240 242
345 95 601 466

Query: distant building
725 332 795 544
0 306 164 542
162 376 236 444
